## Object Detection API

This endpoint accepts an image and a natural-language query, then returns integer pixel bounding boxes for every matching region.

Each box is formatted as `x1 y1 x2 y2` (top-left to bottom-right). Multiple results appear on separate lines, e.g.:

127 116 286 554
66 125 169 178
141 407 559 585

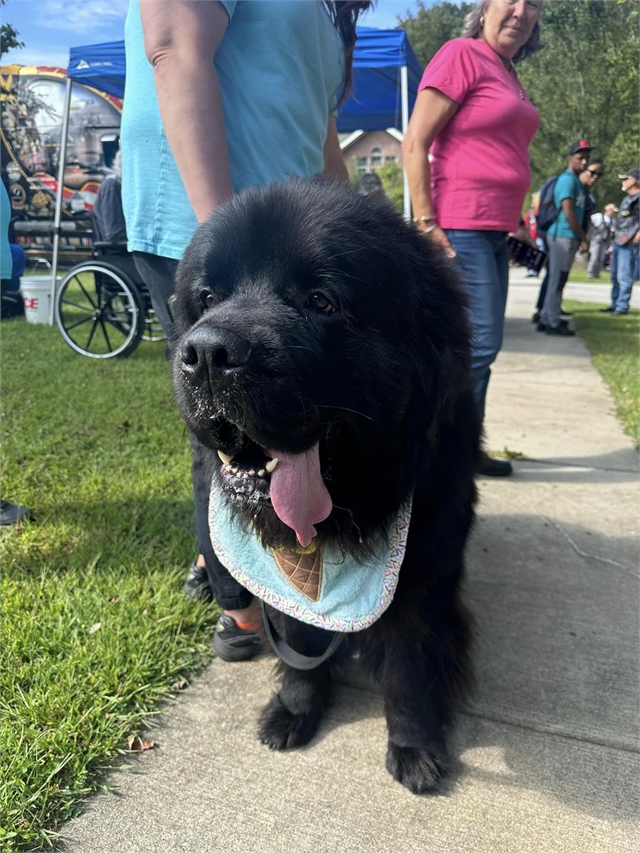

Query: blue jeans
445 229 509 420
609 242 639 313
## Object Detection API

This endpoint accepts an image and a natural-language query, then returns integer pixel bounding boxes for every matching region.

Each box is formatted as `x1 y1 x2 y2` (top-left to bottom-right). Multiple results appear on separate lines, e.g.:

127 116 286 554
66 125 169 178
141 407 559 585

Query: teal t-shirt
121 0 344 260
549 168 586 240
1 182 13 280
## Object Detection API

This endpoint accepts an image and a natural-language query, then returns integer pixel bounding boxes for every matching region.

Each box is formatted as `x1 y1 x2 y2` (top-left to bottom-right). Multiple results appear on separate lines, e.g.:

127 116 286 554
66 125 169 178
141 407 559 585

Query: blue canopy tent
50 42 126 318
338 27 422 133
67 40 126 98
338 27 422 219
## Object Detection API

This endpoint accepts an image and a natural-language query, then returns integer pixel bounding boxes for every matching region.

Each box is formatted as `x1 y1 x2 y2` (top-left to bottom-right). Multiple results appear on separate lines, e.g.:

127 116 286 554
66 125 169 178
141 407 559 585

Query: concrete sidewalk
507 264 640 308
59 277 639 853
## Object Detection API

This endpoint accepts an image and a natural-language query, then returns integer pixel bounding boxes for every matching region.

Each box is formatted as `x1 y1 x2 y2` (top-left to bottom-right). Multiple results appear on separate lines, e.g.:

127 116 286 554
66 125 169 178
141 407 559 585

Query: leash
260 600 344 671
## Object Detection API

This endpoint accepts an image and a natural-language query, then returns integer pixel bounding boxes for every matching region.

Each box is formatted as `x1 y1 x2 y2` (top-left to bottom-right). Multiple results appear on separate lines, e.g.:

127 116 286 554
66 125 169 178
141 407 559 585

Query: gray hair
462 1 544 63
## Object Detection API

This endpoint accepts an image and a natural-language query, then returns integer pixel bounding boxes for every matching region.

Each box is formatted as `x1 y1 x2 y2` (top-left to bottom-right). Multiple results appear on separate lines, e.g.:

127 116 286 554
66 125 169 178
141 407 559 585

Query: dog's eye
200 291 216 310
306 292 336 315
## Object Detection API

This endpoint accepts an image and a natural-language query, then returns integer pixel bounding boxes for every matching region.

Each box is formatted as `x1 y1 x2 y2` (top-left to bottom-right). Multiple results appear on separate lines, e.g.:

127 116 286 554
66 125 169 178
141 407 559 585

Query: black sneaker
545 324 575 336
537 319 567 332
560 309 573 317
183 561 213 602
0 499 33 527
213 613 263 662
531 312 541 324
478 455 513 477
598 307 614 313
611 310 628 316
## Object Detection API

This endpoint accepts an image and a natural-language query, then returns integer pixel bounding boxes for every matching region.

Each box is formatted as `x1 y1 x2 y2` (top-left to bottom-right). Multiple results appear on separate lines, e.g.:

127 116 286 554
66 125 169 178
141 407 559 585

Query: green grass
563 300 640 447
0 320 220 851
567 268 611 284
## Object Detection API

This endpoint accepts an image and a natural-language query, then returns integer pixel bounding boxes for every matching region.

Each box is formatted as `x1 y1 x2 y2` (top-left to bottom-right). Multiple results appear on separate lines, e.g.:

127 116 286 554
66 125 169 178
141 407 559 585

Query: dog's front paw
385 741 447 794
258 694 321 750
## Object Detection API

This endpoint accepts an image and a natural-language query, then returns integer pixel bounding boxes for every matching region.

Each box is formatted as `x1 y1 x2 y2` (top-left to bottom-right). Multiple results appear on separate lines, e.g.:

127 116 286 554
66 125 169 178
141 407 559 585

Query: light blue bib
209 483 412 633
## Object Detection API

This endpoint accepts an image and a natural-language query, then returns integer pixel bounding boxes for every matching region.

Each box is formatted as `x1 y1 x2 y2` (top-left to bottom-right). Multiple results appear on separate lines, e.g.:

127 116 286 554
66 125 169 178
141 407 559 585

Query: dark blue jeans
445 230 509 420
609 242 639 313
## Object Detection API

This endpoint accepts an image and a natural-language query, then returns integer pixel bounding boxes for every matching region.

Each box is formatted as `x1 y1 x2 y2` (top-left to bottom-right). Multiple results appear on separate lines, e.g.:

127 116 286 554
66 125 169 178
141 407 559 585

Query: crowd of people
527 145 638 332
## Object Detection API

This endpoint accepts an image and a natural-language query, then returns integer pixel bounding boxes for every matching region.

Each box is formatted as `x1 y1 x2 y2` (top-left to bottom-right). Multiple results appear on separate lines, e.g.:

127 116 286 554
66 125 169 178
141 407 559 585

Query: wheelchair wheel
55 263 145 359
141 308 167 343
138 284 167 343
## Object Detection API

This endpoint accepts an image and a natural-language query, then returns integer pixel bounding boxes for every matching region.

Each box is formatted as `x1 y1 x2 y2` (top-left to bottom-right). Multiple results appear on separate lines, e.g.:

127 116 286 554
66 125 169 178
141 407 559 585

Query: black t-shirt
614 192 639 246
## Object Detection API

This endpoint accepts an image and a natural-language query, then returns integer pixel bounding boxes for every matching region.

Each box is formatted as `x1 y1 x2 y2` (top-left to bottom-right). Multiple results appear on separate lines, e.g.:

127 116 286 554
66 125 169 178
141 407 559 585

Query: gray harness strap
261 600 345 671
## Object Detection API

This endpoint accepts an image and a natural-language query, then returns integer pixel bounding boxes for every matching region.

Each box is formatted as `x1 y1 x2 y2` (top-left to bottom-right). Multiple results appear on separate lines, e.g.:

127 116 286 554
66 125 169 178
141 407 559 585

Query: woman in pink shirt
402 0 542 476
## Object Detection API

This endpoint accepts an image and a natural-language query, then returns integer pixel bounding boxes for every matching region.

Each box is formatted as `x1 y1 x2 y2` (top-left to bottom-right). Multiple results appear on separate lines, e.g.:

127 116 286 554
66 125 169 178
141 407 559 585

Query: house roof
339 128 404 152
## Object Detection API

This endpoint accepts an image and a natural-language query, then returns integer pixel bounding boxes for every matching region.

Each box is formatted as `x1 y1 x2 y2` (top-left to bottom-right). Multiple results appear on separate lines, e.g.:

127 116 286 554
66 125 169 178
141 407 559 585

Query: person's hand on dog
418 223 456 259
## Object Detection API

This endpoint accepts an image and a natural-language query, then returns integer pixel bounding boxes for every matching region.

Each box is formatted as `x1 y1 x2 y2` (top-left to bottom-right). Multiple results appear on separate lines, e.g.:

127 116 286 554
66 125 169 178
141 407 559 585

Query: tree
401 1 474 67
1 0 25 95
517 0 639 206
377 161 405 212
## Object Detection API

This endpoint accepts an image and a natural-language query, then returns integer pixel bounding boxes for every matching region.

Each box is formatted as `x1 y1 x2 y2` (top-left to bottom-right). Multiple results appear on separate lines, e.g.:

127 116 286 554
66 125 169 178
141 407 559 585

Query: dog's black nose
180 326 252 374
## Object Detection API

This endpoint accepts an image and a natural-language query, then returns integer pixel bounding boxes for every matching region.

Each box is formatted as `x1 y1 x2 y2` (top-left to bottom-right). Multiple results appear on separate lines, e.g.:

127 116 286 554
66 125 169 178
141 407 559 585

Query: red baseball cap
569 139 592 155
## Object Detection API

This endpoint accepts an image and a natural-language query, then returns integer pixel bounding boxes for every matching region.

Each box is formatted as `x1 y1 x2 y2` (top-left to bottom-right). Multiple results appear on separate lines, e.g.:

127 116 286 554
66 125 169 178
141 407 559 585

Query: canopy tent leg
400 64 410 222
50 76 73 325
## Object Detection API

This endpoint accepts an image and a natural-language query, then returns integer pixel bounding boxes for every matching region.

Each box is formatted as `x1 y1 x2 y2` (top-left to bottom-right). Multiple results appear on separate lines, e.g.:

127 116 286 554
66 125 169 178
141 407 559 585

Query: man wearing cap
538 139 591 336
603 168 640 315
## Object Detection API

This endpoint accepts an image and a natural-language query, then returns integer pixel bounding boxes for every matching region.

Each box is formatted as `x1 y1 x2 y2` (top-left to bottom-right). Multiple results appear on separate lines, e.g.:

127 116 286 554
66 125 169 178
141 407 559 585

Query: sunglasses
586 169 602 179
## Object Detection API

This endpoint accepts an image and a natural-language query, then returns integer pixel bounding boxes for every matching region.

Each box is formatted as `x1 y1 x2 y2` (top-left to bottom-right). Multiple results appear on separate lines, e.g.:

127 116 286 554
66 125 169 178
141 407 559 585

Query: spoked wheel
55 263 145 358
141 308 167 343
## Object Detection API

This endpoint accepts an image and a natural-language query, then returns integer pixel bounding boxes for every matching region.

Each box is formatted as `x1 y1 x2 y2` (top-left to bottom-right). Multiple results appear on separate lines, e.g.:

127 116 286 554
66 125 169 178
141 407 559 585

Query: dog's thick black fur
172 177 480 794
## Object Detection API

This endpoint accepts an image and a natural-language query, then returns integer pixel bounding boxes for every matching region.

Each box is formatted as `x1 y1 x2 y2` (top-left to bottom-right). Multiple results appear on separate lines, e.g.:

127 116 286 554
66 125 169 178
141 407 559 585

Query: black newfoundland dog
172 177 480 794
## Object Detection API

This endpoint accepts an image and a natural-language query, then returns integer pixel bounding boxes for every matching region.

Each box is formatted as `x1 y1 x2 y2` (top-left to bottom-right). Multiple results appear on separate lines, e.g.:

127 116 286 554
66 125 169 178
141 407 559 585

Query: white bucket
20 277 54 325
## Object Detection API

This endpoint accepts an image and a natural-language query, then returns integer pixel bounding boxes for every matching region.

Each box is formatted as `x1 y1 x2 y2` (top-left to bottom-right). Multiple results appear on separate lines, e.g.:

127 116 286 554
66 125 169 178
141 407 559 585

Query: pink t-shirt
419 38 539 232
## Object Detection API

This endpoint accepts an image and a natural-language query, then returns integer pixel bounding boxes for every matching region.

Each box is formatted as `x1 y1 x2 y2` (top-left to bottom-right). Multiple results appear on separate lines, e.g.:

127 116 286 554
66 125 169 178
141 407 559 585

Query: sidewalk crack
537 511 639 579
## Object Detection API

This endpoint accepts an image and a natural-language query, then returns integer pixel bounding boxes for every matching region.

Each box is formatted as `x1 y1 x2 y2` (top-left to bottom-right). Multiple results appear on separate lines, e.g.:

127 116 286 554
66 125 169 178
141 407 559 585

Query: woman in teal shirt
121 0 371 660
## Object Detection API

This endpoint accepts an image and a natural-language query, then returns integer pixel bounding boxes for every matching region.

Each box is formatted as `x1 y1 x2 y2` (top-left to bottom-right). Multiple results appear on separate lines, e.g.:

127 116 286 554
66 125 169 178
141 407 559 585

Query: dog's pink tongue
267 443 332 547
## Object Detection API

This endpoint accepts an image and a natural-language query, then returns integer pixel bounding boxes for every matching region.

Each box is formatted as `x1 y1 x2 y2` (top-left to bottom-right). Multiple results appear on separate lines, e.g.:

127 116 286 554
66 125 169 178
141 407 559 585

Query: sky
1 0 431 69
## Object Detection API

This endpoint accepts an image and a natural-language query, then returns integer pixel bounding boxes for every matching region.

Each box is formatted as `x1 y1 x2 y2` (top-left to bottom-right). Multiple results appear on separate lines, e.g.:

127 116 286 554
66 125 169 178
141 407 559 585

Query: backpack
536 175 559 233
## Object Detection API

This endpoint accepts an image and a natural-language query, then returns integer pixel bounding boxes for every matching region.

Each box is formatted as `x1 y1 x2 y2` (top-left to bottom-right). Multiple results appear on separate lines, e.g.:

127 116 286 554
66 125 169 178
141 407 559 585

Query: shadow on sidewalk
317 511 640 822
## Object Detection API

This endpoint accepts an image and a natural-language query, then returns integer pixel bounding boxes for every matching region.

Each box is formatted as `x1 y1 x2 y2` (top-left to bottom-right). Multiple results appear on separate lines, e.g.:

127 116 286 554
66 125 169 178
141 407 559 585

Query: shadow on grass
3 497 196 580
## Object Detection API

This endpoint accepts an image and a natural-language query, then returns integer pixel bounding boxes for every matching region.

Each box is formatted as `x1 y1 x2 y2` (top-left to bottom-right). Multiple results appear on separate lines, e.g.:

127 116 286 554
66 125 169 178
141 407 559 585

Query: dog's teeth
248 469 256 477
265 458 279 473
257 469 266 477
217 450 234 465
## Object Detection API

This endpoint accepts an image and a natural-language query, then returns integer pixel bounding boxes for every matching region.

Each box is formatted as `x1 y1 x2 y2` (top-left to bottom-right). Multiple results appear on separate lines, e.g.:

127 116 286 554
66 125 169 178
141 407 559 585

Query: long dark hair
325 1 374 105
